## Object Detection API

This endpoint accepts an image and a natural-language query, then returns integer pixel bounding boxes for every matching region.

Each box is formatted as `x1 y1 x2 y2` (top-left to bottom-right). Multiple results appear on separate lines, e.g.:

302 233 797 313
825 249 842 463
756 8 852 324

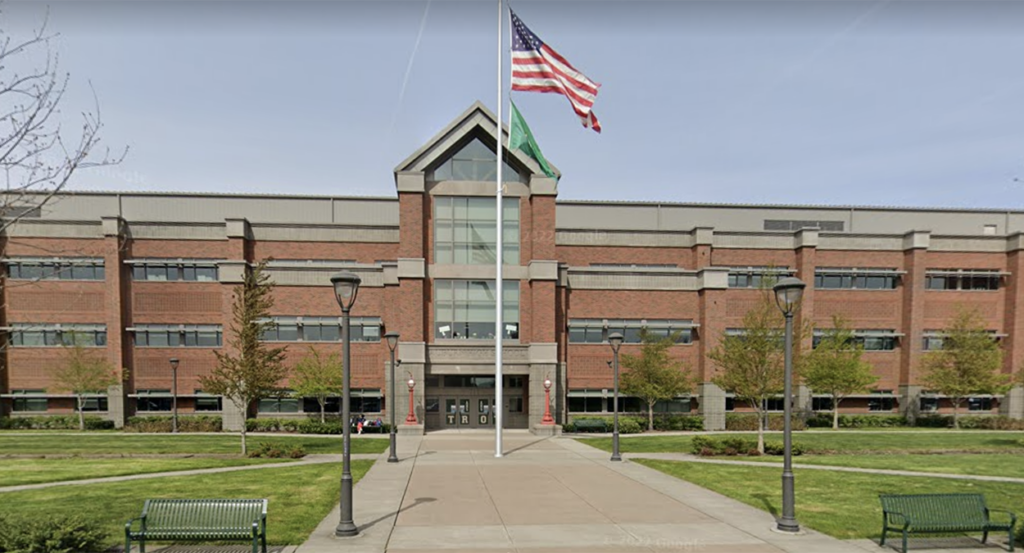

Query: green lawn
0 457 294 487
0 460 374 547
0 433 389 455
580 431 1024 455
739 453 1024 479
634 459 1024 540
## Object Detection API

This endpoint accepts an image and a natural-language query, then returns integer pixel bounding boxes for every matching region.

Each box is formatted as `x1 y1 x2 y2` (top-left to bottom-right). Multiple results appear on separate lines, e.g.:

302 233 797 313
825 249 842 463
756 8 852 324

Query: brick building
1 102 1022 431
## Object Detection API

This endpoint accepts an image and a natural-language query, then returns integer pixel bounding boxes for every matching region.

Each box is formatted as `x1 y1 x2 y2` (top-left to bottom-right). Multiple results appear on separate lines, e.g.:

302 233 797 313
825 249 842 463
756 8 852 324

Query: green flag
509 101 557 179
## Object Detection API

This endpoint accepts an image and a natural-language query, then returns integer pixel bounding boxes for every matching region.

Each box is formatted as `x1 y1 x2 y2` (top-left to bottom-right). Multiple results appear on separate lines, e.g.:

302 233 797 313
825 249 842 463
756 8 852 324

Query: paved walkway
294 432 1017 553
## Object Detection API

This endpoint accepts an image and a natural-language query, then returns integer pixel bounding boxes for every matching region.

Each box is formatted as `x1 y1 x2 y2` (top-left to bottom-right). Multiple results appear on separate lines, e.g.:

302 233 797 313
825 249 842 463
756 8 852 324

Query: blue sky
10 0 1024 208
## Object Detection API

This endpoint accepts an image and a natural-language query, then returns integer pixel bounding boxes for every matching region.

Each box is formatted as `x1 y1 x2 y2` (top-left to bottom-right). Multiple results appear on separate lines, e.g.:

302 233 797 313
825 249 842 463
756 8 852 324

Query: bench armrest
884 510 912 529
125 516 145 534
987 508 1017 526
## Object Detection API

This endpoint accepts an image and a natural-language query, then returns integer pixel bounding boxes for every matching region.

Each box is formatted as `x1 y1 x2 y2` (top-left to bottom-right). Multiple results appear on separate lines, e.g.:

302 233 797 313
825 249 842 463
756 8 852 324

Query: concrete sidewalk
296 432 1014 553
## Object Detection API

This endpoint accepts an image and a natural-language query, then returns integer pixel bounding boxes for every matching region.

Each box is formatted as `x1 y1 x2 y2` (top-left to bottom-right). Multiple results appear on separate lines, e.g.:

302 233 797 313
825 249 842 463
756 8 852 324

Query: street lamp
608 332 624 462
773 276 806 534
169 358 179 434
541 377 554 425
331 271 361 538
385 332 400 463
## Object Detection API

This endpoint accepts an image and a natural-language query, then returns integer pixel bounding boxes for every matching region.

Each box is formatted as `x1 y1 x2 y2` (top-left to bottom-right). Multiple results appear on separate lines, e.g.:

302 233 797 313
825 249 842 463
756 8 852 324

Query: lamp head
773 276 806 316
544 378 551 390
385 331 400 352
407 377 415 389
169 358 179 370
608 332 624 353
330 271 361 311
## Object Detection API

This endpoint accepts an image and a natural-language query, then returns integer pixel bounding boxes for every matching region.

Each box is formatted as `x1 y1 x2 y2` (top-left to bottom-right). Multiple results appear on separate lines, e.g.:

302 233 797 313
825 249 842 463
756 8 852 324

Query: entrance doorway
426 374 529 430
442 397 496 429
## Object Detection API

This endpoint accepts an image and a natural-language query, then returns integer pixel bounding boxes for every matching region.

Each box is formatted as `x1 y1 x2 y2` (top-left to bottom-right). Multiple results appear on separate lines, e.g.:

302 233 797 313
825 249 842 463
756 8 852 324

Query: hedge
806 414 907 428
124 415 222 433
0 415 114 431
725 414 806 431
245 418 391 434
0 513 106 553
691 435 805 456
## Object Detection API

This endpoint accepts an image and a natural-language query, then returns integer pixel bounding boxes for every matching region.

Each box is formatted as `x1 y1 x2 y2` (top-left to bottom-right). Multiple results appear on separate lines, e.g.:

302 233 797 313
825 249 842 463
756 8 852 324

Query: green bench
125 498 268 553
880 493 1016 553
573 419 607 433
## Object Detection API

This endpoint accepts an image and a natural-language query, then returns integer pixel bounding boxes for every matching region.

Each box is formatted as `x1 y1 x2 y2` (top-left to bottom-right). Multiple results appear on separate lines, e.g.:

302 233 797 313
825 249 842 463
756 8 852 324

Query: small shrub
690 435 757 456
0 513 106 553
725 414 805 431
957 416 1024 431
915 415 952 428
125 415 221 433
764 440 805 456
618 418 642 434
807 415 907 429
562 422 576 433
651 414 703 431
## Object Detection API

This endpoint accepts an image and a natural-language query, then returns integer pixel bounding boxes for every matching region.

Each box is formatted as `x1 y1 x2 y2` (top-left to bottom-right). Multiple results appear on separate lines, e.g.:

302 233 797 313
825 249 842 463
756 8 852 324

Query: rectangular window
652 397 691 413
434 196 519 265
813 330 898 351
727 267 792 289
134 325 221 348
567 319 694 344
261 317 380 342
968 397 993 411
507 376 524 388
814 268 899 290
763 397 785 412
812 397 834 411
509 397 524 413
10 324 107 347
568 391 604 413
920 397 939 412
11 390 47 412
195 392 222 412
76 397 109 412
868 394 896 412
136 390 172 412
4 258 105 281
257 395 299 413
925 270 1001 291
435 279 519 340
130 260 220 282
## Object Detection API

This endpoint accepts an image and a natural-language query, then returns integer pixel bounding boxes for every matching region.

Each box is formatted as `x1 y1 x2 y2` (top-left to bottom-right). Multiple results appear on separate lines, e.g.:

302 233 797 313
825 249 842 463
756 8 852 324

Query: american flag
510 9 601 133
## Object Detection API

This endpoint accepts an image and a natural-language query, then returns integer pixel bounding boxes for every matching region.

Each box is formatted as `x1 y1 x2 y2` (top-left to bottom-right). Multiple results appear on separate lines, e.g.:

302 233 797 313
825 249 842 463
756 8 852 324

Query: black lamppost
608 332 624 462
385 331 400 463
773 276 805 533
331 271 361 537
169 358 179 434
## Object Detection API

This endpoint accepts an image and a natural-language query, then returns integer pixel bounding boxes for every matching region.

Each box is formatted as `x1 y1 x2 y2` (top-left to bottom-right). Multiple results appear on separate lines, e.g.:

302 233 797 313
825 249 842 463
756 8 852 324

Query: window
352 391 382 413
443 375 497 388
591 263 677 269
727 267 792 288
133 325 222 348
509 397 524 413
812 397 834 411
130 260 219 282
76 397 108 412
968 397 993 411
763 397 785 412
4 258 105 281
653 397 691 413
11 390 47 412
10 324 107 347
430 137 524 183
568 391 604 413
435 279 519 340
136 390 172 412
425 397 440 412
195 391 222 412
925 269 1001 291
507 376 525 388
812 329 898 351
567 319 695 344
258 396 300 413
869 392 896 412
434 196 519 265
302 397 341 413
764 220 844 232
919 396 939 412
814 268 899 290
260 316 380 343
725 397 736 411
922 330 1001 351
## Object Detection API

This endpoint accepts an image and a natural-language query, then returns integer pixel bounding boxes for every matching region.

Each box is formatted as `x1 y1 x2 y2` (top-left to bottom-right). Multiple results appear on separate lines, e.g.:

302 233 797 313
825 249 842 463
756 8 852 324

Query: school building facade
1 102 1023 431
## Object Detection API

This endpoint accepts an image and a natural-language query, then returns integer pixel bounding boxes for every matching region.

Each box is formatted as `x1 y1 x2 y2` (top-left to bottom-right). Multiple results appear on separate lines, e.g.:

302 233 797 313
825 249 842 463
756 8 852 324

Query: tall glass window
434 280 519 340
435 196 519 265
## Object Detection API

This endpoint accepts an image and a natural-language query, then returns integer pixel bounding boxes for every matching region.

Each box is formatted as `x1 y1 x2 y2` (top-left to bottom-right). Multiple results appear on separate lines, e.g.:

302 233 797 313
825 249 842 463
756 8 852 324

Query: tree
291 347 343 423
708 285 806 453
200 260 287 455
620 330 693 432
919 307 1008 429
802 316 877 429
53 338 119 431
0 9 123 233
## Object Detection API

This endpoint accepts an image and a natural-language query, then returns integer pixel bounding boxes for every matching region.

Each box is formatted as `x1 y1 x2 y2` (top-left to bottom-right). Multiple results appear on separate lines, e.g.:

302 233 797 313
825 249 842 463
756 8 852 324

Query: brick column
899 231 930 418
102 217 130 428
693 227 714 270
219 218 252 431
794 228 818 342
1003 234 1024 419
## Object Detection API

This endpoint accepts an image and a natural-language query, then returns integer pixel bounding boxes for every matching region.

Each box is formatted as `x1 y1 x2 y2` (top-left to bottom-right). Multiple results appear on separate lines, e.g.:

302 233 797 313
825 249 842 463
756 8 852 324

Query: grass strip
0 460 373 547
0 433 389 455
0 457 293 487
634 459 1024 540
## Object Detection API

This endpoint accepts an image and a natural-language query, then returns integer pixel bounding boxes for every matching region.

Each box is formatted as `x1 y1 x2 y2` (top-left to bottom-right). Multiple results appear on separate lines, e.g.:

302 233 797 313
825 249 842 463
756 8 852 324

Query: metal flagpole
494 0 504 458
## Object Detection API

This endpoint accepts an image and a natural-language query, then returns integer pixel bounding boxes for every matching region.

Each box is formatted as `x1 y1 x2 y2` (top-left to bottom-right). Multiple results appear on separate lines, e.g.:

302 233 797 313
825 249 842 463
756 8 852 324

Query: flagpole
494 0 504 459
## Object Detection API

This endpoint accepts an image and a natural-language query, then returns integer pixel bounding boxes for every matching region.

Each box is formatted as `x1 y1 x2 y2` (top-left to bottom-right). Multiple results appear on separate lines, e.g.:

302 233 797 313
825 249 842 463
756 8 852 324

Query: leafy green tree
803 316 877 429
709 284 806 453
291 347 343 423
53 338 119 431
620 330 694 432
200 260 287 455
920 307 1008 428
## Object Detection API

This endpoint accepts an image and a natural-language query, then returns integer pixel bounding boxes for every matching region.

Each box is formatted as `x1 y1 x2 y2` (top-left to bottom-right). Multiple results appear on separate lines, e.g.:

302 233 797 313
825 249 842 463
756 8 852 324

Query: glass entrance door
477 398 494 426
444 398 470 428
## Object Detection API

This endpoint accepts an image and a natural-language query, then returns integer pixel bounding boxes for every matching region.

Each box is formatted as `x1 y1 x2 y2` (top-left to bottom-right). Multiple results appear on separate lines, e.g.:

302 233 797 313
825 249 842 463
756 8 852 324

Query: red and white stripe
512 45 602 133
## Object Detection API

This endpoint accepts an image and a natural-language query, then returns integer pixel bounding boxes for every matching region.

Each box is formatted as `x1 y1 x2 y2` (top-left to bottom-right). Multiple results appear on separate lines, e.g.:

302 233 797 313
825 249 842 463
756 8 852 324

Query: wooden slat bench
879 493 1016 553
573 419 607 433
125 498 268 553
